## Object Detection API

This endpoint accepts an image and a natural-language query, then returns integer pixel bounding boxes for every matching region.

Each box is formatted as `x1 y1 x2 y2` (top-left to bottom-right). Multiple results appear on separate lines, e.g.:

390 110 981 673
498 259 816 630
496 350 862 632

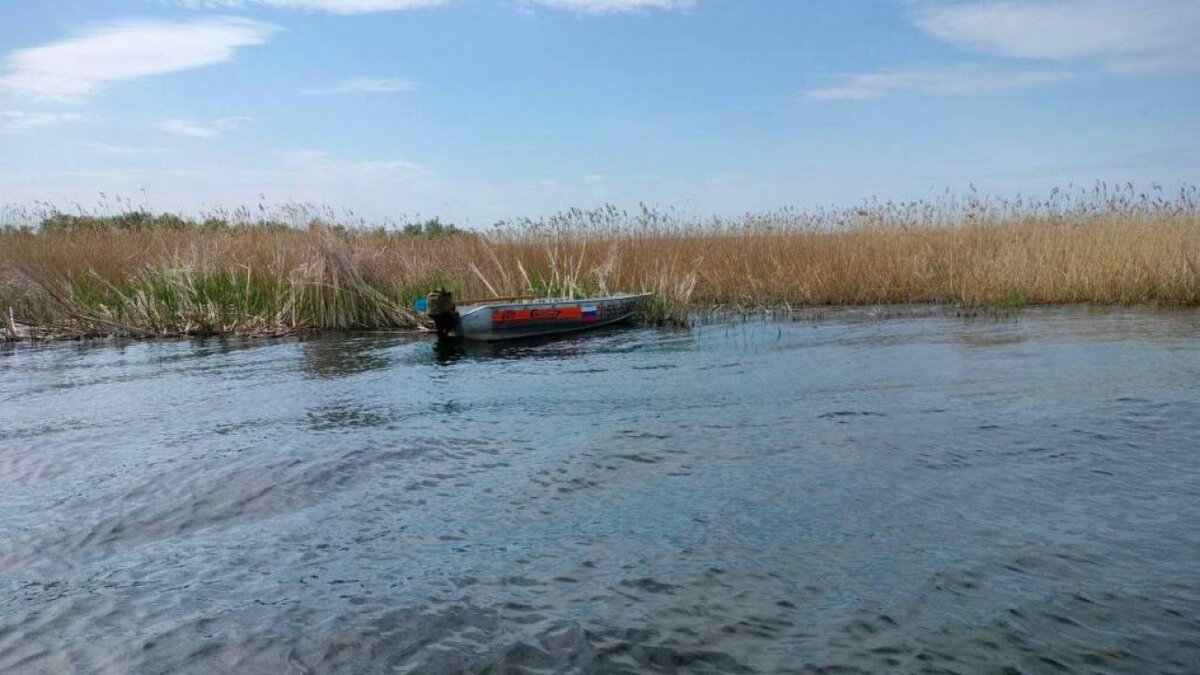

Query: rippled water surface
2 307 1199 674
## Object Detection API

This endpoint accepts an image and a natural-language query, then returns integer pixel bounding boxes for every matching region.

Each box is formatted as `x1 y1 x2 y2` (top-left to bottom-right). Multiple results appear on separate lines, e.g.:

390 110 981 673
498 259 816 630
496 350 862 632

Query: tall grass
2 184 1197 340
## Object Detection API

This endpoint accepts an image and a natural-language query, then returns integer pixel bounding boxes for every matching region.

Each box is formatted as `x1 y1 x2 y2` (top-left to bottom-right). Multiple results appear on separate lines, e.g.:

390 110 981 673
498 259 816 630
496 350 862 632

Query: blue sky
1 0 1198 226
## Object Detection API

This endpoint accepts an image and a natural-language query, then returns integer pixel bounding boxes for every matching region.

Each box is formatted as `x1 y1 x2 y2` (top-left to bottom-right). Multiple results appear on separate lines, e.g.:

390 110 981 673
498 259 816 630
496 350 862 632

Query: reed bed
2 184 1197 340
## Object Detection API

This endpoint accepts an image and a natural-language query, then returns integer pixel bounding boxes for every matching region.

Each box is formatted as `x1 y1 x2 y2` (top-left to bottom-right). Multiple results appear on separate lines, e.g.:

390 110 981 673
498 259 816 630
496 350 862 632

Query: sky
1 0 1198 226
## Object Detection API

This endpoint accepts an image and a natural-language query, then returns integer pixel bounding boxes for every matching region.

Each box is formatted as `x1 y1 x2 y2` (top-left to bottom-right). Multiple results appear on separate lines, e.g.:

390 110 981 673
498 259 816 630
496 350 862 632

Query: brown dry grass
2 186 1197 340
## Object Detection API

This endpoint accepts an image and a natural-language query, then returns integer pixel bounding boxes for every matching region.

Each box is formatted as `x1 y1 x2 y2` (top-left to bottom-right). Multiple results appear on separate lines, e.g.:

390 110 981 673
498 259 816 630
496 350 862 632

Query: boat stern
424 289 461 340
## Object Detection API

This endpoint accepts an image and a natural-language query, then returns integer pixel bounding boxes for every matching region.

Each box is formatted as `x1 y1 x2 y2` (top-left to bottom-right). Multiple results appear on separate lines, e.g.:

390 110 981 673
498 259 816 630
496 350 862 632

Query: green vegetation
401 218 460 238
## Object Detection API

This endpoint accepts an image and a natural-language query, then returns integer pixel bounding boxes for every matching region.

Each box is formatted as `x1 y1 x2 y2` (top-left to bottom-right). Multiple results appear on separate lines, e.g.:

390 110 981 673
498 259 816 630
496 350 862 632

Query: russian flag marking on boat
582 305 597 322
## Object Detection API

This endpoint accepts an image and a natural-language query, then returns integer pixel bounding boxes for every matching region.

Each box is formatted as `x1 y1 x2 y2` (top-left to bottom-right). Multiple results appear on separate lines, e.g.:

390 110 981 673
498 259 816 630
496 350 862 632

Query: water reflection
298 334 399 379
430 330 616 365
433 339 468 365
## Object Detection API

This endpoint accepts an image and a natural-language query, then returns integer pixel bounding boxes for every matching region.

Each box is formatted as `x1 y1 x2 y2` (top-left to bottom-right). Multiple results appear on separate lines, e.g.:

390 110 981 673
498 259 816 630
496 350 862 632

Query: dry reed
1 184 1197 340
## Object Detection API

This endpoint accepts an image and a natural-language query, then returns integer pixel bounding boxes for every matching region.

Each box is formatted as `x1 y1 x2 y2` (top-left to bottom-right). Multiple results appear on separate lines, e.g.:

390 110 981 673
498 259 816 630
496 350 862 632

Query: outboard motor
426 289 459 340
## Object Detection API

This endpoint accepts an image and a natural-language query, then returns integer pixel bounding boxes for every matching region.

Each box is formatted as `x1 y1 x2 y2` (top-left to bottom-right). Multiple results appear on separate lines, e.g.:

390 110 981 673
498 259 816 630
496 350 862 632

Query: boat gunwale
457 292 651 317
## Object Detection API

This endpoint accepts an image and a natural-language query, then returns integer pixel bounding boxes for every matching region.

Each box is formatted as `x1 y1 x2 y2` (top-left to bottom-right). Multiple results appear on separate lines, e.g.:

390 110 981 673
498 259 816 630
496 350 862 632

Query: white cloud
524 0 695 15
808 64 1072 100
812 1 1197 102
914 0 1200 73
160 116 252 138
177 0 447 13
0 17 276 100
0 110 83 133
303 76 417 94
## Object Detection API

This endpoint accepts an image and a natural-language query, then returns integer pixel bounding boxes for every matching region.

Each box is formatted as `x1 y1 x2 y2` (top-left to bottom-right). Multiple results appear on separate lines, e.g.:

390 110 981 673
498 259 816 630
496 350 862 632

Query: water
1 307 1198 674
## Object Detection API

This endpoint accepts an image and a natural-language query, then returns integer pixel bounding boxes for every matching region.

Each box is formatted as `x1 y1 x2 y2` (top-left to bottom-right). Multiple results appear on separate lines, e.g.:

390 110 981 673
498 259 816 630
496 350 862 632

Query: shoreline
5 301 1195 345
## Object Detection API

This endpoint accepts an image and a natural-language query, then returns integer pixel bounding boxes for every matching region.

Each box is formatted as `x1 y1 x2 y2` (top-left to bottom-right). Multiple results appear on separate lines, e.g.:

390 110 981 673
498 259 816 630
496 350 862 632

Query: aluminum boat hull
454 293 649 341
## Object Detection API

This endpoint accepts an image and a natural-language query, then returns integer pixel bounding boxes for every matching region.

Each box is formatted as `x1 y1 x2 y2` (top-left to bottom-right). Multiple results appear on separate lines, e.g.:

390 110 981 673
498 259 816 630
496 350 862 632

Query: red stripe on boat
492 306 583 324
